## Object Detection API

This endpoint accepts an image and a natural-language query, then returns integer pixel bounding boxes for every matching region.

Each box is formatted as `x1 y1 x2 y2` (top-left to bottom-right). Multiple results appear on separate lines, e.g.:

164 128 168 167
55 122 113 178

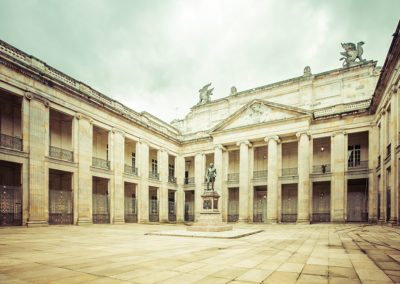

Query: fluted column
194 152 205 220
214 145 226 210
331 131 346 223
159 149 169 222
26 94 49 226
265 136 280 223
237 140 251 222
296 132 311 223
75 113 93 225
112 129 125 224
138 139 149 223
368 126 379 223
176 155 185 222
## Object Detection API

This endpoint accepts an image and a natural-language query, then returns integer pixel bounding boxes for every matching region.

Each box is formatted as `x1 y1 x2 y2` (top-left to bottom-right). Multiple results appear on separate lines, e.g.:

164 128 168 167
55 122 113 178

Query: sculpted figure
340 41 366 67
206 163 217 191
197 83 214 105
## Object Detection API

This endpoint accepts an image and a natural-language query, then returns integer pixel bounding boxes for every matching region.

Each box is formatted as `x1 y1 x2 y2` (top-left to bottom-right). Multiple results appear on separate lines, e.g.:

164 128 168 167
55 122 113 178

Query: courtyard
0 224 399 283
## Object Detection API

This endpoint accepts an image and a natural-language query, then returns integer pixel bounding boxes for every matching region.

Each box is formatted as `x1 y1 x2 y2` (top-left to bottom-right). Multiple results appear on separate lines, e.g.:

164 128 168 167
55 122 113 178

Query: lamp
320 146 325 152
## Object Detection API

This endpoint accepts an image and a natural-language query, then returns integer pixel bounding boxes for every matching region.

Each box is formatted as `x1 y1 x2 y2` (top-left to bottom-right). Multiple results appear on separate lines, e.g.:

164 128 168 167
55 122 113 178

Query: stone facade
0 22 399 226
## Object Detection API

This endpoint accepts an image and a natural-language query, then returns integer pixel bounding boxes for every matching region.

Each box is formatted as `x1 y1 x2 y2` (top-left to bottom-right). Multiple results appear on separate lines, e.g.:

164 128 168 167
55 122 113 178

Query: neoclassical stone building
0 22 399 227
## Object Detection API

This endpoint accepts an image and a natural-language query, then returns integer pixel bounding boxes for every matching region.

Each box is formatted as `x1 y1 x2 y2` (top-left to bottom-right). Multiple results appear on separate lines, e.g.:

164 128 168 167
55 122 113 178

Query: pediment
211 100 310 132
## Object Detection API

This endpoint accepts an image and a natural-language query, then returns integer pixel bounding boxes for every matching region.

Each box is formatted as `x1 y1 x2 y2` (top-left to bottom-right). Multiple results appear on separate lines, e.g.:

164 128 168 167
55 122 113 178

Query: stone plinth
187 190 232 232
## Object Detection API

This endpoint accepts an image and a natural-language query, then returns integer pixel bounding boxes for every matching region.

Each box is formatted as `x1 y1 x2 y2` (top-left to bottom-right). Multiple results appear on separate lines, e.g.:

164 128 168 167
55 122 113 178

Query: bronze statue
206 162 217 191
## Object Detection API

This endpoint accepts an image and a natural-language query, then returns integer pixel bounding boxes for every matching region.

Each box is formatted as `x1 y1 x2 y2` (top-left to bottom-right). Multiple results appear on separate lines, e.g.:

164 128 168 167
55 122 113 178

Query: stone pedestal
187 190 232 232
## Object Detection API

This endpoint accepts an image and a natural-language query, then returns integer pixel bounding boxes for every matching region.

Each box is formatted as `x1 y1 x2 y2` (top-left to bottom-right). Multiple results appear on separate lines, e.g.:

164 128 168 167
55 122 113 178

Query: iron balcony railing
312 164 331 174
168 176 177 184
124 164 138 176
149 171 159 181
0 133 22 151
49 146 73 162
184 177 194 185
227 173 239 182
281 168 298 176
92 157 110 170
348 160 368 170
253 170 268 179
386 143 391 159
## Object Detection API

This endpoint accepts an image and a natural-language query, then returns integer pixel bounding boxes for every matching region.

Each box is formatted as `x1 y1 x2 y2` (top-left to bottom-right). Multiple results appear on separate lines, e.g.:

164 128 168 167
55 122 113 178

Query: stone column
112 129 125 224
175 155 185 222
296 132 311 223
26 94 49 226
237 140 251 222
331 131 346 223
379 112 386 223
389 91 398 224
138 139 149 223
222 150 229 221
265 136 280 224
75 113 93 225
368 126 379 223
194 152 205 220
214 145 225 209
159 149 169 222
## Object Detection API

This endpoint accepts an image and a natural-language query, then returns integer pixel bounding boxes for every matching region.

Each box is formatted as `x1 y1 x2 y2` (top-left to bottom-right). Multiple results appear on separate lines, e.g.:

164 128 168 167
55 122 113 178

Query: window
131 153 136 167
348 145 360 167
151 159 158 174
168 164 175 177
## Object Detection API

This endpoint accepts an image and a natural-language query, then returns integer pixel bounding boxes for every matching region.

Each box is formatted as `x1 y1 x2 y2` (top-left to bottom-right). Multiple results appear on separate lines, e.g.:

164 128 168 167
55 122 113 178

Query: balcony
168 176 177 184
124 164 138 176
0 133 22 151
184 177 194 186
281 168 298 176
312 164 331 174
49 146 73 162
253 170 268 180
347 160 368 170
227 173 239 183
92 157 110 170
149 171 159 181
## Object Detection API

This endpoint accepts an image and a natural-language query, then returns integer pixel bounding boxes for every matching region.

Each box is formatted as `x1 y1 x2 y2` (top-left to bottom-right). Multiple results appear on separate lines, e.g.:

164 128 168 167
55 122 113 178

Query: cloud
0 0 398 123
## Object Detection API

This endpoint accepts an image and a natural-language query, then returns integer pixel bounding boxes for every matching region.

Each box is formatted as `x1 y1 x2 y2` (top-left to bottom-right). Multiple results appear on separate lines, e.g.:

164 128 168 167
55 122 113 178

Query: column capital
332 130 346 137
236 140 252 147
25 92 49 107
112 128 125 137
195 151 205 157
214 144 226 151
296 131 310 140
264 136 280 144
75 112 93 124
139 138 150 145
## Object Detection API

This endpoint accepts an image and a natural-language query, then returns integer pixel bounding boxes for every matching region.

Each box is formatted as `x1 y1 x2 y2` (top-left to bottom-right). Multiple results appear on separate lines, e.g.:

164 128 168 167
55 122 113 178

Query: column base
77 218 92 225
296 219 310 224
368 217 378 224
238 218 249 223
26 220 48 227
112 218 125 225
377 218 386 225
266 219 278 224
331 220 345 224
388 218 398 226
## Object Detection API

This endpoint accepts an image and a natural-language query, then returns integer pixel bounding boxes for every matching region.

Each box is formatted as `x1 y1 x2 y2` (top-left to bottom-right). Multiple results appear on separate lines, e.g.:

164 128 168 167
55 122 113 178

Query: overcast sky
0 1 399 123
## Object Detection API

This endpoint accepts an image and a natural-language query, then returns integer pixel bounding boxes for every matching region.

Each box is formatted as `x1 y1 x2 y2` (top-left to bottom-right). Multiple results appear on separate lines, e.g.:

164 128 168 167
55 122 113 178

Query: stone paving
0 224 400 283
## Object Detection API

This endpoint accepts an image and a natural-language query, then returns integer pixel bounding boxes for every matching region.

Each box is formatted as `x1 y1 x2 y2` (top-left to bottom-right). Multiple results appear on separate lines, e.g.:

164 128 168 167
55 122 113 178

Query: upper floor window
131 153 136 167
151 159 158 174
168 164 175 177
348 145 360 167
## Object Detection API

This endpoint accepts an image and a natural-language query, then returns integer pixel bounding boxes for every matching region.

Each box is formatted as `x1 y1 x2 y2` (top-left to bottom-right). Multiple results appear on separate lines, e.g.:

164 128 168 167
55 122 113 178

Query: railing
227 173 239 182
184 177 194 185
149 171 159 181
49 146 73 162
168 176 177 184
312 164 331 174
348 160 368 170
253 170 268 179
386 143 391 159
92 157 110 169
281 168 298 176
0 133 22 151
124 164 138 176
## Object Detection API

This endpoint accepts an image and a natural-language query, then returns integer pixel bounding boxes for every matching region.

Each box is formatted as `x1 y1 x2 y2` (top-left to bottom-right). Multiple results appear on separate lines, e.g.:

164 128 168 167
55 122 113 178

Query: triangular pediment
211 100 311 132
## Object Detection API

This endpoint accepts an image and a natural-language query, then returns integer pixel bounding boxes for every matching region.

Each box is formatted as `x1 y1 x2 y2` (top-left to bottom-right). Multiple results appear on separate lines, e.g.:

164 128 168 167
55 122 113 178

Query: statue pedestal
187 190 232 232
